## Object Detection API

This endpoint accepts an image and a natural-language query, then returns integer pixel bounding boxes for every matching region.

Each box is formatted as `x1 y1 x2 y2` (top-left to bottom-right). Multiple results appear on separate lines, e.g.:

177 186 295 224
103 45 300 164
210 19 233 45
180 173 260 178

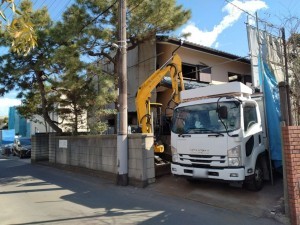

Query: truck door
242 102 263 164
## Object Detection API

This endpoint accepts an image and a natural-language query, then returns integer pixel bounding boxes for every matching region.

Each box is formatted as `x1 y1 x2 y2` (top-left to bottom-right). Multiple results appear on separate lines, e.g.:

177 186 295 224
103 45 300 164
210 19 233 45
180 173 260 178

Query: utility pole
281 27 293 126
281 27 292 218
116 0 128 186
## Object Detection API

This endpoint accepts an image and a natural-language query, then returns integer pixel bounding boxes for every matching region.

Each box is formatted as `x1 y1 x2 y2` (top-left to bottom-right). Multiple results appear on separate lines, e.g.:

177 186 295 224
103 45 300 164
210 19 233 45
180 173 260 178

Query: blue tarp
1 129 15 145
260 60 282 168
247 25 283 169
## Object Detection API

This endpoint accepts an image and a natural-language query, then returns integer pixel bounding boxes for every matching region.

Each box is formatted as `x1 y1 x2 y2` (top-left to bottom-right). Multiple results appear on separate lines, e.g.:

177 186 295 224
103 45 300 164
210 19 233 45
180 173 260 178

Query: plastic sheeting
247 24 283 168
261 61 282 168
1 129 15 145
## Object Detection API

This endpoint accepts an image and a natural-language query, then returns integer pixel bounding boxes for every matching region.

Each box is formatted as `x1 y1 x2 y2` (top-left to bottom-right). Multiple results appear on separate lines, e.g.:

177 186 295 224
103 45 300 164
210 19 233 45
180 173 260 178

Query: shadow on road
0 156 286 225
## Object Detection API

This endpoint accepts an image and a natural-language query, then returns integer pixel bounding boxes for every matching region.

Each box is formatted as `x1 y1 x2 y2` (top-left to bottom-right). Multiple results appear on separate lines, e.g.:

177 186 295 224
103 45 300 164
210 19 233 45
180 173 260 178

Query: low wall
31 133 50 162
49 135 118 173
128 134 155 186
282 126 300 225
32 133 155 187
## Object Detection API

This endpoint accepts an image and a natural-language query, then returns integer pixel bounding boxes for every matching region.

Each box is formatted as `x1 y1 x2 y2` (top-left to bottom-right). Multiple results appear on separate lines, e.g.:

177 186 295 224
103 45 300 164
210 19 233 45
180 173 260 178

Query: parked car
13 137 31 158
1 143 13 155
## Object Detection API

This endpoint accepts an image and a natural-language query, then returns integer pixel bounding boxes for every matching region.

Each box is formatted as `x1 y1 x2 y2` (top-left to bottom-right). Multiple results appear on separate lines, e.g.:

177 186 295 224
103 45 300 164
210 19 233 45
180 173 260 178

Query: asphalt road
0 156 285 225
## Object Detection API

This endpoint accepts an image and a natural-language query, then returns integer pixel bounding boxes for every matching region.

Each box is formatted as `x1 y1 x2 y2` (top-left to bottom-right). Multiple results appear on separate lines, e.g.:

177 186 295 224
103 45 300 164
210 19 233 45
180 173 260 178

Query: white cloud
214 42 220 49
0 98 21 116
181 0 268 47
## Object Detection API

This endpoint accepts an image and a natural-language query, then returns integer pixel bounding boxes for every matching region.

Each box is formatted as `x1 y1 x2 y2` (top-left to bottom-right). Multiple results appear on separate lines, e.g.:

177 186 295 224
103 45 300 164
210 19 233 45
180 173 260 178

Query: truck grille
178 154 227 168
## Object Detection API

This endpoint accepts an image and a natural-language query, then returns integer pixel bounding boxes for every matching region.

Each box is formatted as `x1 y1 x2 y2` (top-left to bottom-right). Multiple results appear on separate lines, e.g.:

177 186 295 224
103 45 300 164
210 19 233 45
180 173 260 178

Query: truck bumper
171 163 245 181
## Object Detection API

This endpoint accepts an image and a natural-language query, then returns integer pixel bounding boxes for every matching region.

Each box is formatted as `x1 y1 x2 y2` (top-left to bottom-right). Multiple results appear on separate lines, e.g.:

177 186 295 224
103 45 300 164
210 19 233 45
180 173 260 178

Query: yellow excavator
135 53 185 153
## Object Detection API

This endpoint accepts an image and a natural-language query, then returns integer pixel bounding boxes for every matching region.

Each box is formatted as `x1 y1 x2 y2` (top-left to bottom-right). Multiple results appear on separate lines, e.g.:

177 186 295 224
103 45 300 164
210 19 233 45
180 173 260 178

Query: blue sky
0 0 299 116
176 0 300 56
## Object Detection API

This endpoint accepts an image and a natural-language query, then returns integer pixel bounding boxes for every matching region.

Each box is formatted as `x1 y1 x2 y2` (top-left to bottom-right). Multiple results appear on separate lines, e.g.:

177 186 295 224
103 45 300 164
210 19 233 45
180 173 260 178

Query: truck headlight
171 145 177 154
172 154 179 162
171 145 179 162
228 157 240 167
228 145 241 166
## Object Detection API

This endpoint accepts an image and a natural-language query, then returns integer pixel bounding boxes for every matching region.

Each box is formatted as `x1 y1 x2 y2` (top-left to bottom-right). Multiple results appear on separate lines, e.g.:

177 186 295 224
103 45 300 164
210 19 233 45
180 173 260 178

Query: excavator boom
135 54 184 136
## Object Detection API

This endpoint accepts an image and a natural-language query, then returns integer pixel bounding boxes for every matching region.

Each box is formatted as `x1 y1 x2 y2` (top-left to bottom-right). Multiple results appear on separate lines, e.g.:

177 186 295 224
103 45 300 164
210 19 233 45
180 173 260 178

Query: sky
0 0 299 117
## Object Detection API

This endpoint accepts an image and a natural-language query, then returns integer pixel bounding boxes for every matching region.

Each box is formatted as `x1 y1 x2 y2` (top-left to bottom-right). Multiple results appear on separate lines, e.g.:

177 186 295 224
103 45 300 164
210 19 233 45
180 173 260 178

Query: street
0 155 285 225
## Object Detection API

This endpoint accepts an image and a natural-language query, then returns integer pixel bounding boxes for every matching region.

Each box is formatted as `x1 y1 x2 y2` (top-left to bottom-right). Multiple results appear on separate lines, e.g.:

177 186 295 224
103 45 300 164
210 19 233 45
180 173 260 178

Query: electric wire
53 0 72 20
77 0 118 35
5 0 21 20
127 52 164 69
224 0 281 30
183 54 251 77
128 0 145 13
47 0 59 13
36 0 47 10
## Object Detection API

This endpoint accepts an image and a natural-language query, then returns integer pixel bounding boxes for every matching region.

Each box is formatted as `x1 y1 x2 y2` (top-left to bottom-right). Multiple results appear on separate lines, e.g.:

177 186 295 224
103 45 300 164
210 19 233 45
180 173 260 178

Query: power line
36 0 48 10
224 0 281 30
59 0 118 53
78 0 118 34
53 0 72 20
47 0 59 13
6 0 21 20
183 54 250 77
128 0 145 13
127 52 164 69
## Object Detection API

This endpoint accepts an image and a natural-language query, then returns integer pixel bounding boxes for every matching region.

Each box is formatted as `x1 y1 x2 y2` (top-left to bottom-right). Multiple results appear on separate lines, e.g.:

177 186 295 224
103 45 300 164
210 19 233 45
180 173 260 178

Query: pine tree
58 0 191 133
0 0 37 55
1 0 191 134
0 1 117 134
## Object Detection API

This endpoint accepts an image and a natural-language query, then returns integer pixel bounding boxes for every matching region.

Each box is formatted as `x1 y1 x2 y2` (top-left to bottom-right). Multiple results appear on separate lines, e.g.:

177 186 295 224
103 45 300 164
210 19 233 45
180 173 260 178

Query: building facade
125 36 251 130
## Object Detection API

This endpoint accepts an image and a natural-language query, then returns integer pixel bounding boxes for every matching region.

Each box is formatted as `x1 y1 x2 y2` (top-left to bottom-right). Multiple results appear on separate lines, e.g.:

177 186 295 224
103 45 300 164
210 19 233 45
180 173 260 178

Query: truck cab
171 82 268 191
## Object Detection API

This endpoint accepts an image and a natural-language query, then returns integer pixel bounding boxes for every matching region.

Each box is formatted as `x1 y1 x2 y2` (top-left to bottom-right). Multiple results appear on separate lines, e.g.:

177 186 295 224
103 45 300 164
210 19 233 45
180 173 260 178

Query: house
8 106 58 137
125 36 251 130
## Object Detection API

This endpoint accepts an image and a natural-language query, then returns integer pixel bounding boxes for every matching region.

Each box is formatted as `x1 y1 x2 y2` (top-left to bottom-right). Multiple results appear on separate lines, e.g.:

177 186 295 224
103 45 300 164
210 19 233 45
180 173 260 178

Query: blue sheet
260 61 282 168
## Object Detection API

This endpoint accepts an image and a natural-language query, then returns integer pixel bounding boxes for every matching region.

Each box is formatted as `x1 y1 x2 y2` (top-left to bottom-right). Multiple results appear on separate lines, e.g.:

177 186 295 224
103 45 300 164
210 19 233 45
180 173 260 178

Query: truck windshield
172 101 240 134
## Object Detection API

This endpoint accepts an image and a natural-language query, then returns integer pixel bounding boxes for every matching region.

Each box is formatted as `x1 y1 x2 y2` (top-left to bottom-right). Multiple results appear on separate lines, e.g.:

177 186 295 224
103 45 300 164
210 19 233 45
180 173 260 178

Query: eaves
156 36 250 64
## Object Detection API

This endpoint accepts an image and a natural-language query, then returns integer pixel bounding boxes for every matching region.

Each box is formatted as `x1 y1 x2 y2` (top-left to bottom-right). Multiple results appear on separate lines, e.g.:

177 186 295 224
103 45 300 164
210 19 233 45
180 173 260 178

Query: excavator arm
135 54 185 136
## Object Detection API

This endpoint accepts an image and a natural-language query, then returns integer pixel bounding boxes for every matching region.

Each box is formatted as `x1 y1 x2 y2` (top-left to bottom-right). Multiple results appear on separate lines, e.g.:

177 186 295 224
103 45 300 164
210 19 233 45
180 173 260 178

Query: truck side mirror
218 106 228 119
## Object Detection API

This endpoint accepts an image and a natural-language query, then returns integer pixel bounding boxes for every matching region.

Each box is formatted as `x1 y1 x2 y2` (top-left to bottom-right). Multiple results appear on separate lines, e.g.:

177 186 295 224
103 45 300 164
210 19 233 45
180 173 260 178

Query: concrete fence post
31 133 50 163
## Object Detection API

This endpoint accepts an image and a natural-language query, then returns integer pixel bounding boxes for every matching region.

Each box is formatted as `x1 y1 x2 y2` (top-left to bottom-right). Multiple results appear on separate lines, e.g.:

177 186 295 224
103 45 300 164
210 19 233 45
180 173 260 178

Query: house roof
156 36 250 64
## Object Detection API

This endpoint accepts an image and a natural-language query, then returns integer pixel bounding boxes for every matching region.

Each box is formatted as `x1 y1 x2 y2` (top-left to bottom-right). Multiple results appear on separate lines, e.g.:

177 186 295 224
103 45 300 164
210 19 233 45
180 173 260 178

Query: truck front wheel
245 161 264 191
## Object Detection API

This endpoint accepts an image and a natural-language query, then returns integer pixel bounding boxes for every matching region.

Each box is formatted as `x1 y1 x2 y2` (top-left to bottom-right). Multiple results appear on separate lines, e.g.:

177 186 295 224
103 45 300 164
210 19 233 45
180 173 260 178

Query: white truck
170 82 270 191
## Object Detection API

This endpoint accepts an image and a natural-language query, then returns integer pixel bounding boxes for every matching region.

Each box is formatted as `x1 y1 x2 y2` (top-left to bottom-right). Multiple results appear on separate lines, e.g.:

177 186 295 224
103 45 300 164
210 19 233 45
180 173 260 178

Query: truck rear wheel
245 160 264 191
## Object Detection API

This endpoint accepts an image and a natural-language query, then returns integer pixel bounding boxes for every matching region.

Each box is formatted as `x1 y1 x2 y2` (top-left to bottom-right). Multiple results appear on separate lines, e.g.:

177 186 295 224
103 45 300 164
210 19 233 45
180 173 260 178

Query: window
182 63 211 83
243 104 257 132
172 101 240 134
228 72 252 85
198 65 212 83
182 63 197 80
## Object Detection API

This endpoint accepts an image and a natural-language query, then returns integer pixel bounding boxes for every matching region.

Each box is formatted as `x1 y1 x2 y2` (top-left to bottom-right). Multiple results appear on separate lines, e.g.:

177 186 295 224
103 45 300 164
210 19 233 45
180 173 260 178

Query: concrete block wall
282 126 300 225
44 133 155 187
128 134 155 186
31 133 50 162
49 133 56 163
50 135 118 174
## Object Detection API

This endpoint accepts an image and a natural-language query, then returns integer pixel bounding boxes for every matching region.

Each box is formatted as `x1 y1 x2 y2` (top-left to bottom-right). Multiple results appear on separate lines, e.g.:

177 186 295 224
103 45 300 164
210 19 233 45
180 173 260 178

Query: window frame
243 103 258 132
